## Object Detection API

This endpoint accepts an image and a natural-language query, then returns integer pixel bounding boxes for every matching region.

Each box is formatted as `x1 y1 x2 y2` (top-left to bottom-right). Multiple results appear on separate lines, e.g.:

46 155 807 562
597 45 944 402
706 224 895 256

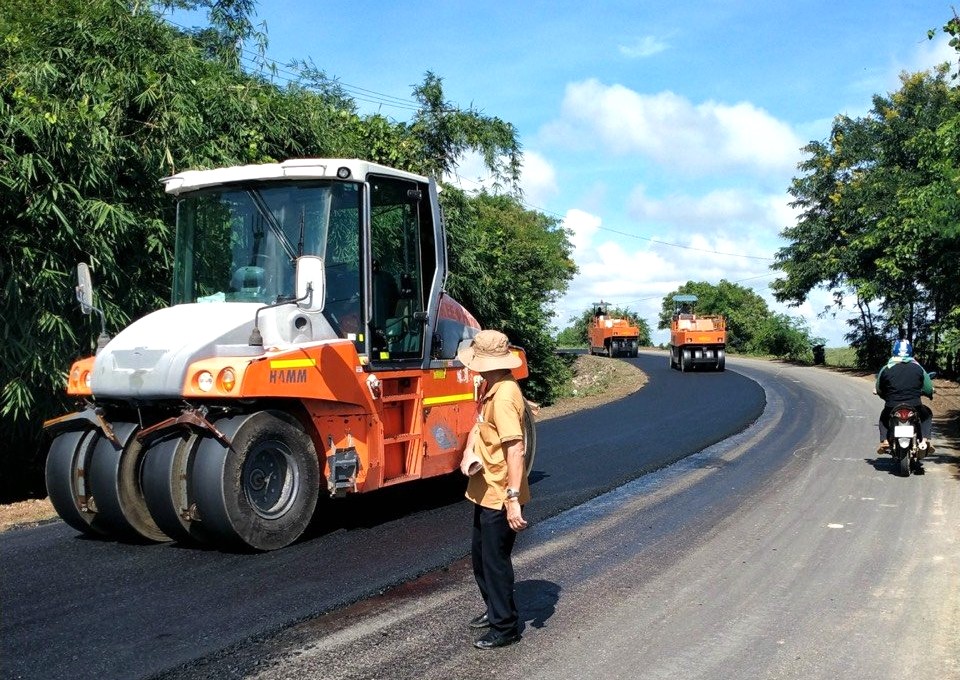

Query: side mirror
296 256 325 313
75 262 111 352
76 263 94 315
929 371 938 379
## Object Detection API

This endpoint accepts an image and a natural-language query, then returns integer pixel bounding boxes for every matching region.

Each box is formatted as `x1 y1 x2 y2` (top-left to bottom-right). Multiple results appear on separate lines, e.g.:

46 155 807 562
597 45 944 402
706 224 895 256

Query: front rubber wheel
86 421 169 542
142 433 209 544
45 430 107 538
192 412 320 551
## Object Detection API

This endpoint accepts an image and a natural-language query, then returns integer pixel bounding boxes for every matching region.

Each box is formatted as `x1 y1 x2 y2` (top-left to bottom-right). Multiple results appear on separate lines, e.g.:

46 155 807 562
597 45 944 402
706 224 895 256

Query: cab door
365 174 438 484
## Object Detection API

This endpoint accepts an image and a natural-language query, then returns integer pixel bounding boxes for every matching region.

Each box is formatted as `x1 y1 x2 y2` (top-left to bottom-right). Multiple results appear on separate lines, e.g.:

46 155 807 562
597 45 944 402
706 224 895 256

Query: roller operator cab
44 159 537 551
588 301 640 358
668 294 726 372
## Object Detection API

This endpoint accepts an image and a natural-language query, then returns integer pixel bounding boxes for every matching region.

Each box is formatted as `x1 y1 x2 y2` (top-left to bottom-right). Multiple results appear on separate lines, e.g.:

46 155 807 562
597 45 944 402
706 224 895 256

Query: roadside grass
825 346 858 368
556 353 628 399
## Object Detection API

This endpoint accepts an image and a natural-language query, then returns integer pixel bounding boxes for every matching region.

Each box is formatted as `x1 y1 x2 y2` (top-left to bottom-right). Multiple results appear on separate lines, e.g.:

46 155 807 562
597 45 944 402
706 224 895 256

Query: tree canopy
772 52 960 369
0 0 573 500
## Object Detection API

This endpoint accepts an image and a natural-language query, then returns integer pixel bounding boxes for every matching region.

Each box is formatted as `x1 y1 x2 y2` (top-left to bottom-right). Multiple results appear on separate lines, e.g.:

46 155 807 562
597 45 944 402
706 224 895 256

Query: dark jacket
875 358 934 408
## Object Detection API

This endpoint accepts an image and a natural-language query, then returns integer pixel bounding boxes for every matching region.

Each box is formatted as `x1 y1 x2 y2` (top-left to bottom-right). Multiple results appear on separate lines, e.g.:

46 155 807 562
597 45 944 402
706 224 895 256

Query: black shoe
468 612 490 629
474 629 521 650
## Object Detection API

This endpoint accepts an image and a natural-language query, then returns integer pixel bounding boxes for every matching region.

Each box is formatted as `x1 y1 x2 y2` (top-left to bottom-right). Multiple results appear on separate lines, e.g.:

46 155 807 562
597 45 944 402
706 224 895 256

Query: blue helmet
893 338 913 358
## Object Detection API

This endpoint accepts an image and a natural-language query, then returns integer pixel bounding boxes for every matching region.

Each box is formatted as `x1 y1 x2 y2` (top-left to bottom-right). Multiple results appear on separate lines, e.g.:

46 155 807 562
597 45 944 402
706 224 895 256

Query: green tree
773 63 960 369
748 314 819 361
407 72 522 191
443 189 577 404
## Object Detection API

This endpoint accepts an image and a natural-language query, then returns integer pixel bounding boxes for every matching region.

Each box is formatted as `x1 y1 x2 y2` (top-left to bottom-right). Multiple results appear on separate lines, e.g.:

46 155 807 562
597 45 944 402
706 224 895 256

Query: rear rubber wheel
45 430 108 538
87 421 169 542
717 349 726 372
681 349 692 372
191 412 320 551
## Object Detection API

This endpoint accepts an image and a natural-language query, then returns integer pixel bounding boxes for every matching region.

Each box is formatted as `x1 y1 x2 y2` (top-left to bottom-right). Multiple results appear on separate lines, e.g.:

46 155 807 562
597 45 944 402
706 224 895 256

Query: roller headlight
196 370 214 392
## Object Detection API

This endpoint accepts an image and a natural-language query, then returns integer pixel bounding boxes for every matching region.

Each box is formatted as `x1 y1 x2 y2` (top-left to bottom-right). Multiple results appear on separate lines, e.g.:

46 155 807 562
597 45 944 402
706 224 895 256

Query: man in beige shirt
458 330 529 650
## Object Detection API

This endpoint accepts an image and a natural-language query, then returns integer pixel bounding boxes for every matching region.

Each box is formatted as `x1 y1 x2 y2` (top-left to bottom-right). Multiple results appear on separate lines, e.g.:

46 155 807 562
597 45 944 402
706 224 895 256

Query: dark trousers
472 504 518 634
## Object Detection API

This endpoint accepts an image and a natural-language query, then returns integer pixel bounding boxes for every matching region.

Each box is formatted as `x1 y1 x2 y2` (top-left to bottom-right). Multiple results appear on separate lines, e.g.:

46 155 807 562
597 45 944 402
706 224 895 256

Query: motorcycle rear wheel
897 453 911 477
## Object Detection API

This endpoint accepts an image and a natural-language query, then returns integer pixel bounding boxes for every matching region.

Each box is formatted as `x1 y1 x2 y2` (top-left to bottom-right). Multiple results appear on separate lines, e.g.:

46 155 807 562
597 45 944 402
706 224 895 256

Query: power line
448 173 778 263
163 16 438 114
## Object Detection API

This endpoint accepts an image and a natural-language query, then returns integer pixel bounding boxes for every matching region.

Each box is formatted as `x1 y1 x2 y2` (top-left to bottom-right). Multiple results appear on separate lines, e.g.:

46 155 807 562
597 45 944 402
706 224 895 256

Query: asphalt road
9 355 956 680
1 351 764 680
156 356 958 680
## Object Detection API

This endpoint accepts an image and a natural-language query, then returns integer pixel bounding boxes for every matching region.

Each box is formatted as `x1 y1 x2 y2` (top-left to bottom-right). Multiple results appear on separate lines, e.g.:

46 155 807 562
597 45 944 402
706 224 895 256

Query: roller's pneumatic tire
191 412 320 551
142 433 209 545
87 421 169 542
681 349 692 373
717 349 726 372
45 430 108 538
523 400 538 477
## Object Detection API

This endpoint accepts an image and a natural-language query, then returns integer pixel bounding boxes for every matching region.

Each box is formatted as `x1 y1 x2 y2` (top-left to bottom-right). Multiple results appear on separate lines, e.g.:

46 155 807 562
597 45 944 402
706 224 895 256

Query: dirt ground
4 355 955 532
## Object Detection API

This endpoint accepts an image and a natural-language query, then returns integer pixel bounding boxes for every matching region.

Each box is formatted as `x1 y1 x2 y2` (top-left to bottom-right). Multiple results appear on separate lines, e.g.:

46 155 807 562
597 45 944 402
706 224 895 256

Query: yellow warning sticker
269 358 316 369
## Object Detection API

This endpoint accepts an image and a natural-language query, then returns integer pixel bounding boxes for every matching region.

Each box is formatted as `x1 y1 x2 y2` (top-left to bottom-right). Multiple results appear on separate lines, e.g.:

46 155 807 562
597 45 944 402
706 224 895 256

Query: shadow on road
865 449 959 477
517 578 561 631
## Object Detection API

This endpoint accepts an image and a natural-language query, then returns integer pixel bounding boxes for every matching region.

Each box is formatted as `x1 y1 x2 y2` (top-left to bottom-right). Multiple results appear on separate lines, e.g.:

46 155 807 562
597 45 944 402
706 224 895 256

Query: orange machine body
588 302 640 358
668 294 727 372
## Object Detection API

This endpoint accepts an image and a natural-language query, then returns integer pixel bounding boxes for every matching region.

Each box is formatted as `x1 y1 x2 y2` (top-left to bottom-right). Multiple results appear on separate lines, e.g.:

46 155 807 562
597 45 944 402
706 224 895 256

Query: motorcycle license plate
893 425 914 438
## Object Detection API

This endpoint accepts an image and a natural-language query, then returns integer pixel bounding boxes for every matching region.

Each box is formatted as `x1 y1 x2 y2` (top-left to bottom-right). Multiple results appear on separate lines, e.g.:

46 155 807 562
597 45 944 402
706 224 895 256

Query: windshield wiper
247 190 298 262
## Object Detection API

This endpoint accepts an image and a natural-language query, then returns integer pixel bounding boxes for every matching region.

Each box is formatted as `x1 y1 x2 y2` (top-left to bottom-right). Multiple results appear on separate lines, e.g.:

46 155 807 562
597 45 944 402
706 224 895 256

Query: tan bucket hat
457 329 522 372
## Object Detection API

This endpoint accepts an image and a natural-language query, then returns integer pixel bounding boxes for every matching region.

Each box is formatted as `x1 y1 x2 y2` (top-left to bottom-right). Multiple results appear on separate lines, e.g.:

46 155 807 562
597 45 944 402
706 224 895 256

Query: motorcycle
885 403 930 477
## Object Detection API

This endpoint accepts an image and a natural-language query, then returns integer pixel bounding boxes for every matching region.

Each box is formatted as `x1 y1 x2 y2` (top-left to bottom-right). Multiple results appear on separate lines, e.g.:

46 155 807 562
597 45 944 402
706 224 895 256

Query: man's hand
505 499 528 532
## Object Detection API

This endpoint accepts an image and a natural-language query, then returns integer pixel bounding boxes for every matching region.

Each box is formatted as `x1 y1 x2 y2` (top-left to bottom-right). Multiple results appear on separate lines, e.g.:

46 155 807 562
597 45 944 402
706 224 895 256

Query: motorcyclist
875 339 934 455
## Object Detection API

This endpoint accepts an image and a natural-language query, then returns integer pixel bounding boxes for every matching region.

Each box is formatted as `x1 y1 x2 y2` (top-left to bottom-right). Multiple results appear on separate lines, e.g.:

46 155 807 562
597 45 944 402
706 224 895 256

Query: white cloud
561 208 602 255
445 150 558 206
903 34 955 77
519 150 559 206
627 186 793 237
618 36 669 59
543 79 804 176
445 151 493 192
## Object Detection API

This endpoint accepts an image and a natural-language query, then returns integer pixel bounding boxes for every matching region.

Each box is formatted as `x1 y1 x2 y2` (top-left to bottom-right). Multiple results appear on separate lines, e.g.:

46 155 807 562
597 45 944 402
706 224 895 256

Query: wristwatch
505 488 520 501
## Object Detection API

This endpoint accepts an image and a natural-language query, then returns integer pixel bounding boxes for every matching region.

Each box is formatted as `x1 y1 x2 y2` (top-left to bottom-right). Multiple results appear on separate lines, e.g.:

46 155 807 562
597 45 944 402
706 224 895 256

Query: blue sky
172 1 955 346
